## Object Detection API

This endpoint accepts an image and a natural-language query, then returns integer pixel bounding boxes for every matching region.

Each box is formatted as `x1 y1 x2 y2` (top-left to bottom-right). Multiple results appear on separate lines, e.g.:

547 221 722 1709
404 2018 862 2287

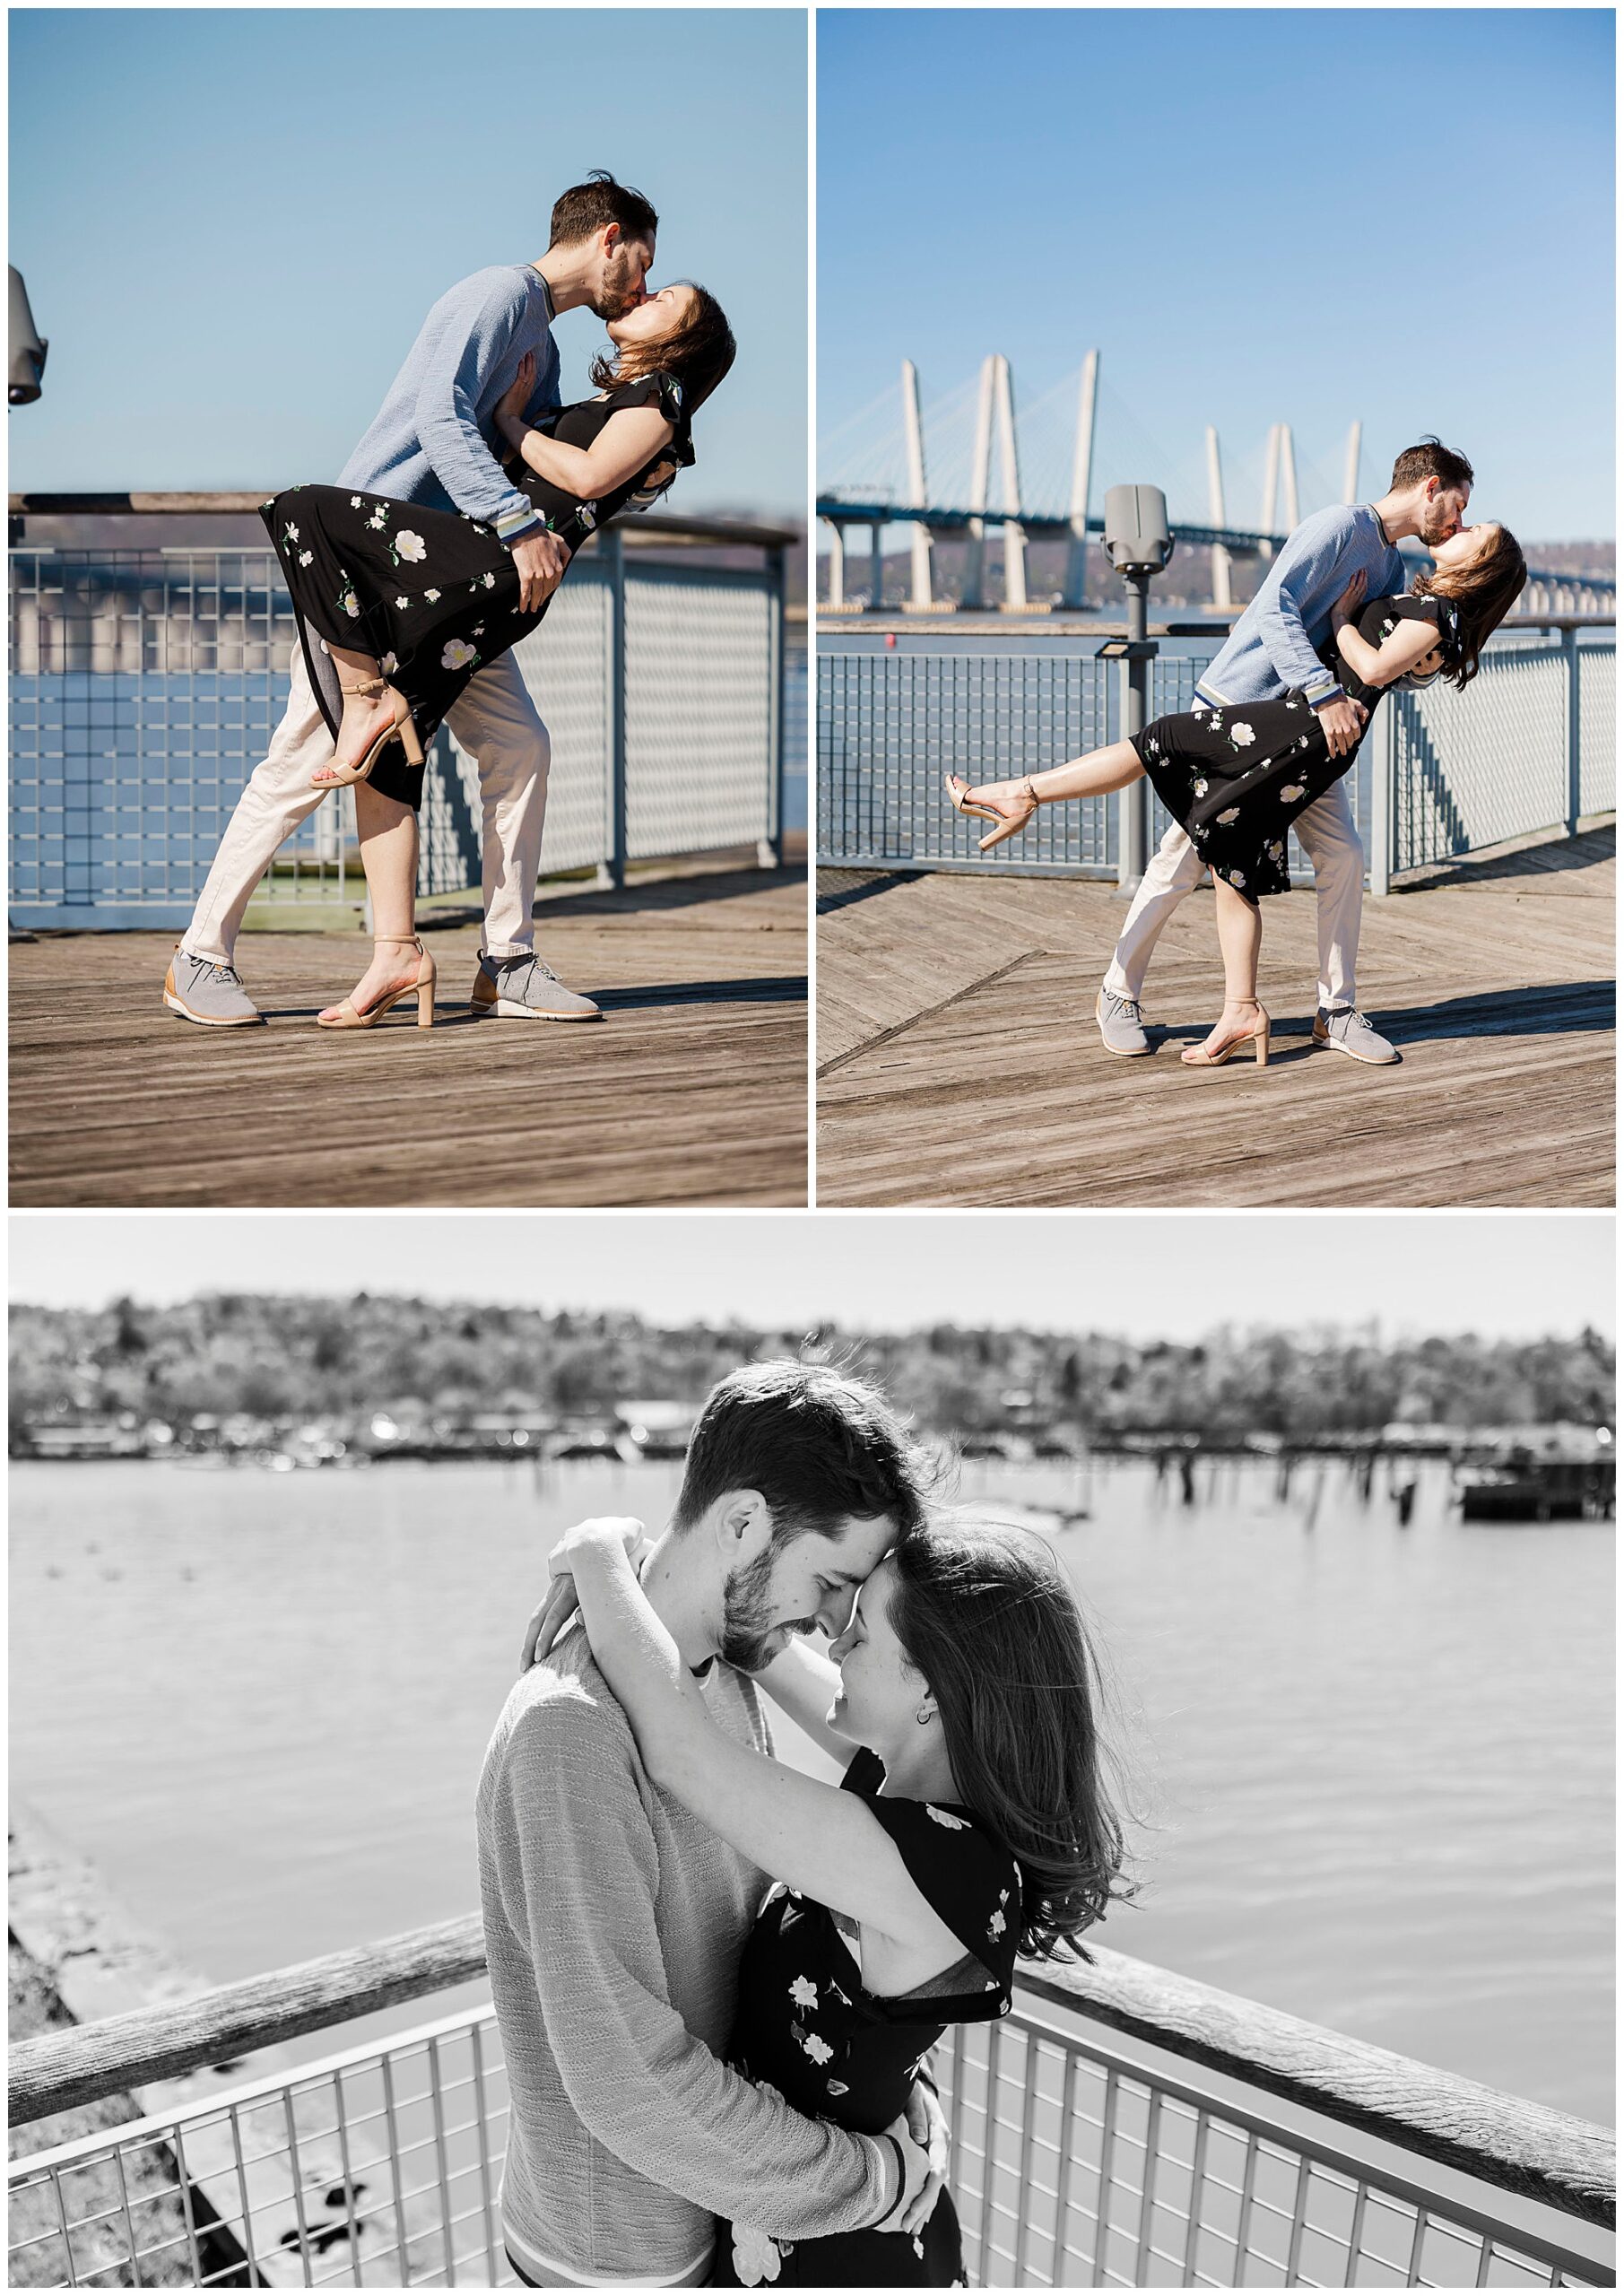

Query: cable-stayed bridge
817 356 1614 618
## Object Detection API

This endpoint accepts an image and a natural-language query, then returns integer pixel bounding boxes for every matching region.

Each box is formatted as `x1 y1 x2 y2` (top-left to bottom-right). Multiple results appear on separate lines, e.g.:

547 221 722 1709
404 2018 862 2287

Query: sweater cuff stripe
495 506 541 540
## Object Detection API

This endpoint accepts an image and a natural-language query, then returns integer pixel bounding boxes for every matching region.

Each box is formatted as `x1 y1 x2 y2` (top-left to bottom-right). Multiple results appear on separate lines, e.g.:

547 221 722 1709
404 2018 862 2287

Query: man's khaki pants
1102 778 1365 1013
182 644 550 965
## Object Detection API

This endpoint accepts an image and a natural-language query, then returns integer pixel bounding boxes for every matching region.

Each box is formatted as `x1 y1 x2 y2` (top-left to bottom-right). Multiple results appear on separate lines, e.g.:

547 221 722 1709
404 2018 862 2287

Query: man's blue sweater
1197 505 1408 712
337 265 562 545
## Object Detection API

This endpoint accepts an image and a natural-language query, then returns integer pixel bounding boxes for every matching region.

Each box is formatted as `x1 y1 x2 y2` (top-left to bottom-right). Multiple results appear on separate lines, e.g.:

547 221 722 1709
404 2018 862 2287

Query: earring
916 1704 934 1726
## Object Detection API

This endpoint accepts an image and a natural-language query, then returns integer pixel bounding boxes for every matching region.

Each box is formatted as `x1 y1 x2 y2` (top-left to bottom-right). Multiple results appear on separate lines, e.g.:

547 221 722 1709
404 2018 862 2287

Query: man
478 1361 940 2288
165 172 654 1030
1096 439 1474 1067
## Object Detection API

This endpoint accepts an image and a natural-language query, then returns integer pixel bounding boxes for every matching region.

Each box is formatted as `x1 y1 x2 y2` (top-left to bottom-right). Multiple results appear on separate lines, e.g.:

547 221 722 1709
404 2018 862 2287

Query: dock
816 826 1614 1207
10 866 806 1207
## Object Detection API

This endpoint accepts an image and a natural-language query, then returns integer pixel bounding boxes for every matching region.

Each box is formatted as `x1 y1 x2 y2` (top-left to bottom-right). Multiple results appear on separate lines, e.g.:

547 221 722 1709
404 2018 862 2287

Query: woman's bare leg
312 642 400 787
318 782 422 1021
1189 872 1264 1055
952 739 1145 821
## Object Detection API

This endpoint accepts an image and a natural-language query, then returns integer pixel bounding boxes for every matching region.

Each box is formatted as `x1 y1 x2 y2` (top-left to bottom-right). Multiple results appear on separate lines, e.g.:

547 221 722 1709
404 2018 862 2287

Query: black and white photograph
7 1213 1613 2288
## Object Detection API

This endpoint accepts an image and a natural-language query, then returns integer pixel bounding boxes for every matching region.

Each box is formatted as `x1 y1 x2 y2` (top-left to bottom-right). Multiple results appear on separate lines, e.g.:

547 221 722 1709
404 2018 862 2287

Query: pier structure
818 359 1617 619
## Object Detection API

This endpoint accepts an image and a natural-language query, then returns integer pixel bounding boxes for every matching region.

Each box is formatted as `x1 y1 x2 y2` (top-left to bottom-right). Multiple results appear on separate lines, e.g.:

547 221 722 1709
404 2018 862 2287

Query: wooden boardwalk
817 828 1615 1208
11 868 806 1207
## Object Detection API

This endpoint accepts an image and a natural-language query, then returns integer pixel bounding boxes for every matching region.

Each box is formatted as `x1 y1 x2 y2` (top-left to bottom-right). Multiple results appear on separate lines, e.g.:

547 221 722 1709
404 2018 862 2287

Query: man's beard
719 1544 798 1672
592 272 643 323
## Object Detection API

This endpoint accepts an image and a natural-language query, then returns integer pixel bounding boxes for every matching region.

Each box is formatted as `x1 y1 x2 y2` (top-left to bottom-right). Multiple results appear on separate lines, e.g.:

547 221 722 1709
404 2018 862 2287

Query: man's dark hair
549 171 658 252
674 1361 931 1544
1390 439 1474 493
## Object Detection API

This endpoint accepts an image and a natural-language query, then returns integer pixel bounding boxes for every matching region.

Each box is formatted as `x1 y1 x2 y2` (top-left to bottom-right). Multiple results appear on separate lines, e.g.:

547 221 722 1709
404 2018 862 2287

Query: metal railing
7 498 803 932
817 624 1614 894
9 1920 1612 2289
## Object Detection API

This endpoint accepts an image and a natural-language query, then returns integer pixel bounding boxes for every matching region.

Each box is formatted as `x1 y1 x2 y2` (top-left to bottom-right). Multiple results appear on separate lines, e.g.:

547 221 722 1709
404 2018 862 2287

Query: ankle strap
339 675 387 698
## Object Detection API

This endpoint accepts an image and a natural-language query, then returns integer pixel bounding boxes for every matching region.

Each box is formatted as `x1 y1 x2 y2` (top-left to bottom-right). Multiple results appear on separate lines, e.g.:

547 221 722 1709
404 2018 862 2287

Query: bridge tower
1342 420 1362 506
993 354 1027 610
1062 351 1099 611
901 360 934 611
1205 426 1233 612
962 354 996 609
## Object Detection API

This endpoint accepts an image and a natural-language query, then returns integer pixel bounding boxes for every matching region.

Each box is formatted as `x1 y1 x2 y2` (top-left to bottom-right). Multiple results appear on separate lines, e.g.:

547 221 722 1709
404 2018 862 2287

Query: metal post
767 542 788 867
901 360 934 611
1342 419 1362 505
824 519 845 612
1369 691 1394 898
1562 624 1581 835
607 527 628 890
1063 351 1099 609
1118 570 1151 890
868 520 885 612
962 354 995 610
1204 426 1232 611
993 353 1027 610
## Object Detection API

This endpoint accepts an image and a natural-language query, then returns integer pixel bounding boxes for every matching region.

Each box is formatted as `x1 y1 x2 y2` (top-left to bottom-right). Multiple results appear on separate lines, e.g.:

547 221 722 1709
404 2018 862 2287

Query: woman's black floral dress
1133 594 1463 901
261 373 684 807
712 1751 1023 2289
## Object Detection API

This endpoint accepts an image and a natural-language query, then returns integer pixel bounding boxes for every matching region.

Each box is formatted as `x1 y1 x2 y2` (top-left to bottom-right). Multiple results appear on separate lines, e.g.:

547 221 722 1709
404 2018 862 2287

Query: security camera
10 268 48 404
1102 483 1172 576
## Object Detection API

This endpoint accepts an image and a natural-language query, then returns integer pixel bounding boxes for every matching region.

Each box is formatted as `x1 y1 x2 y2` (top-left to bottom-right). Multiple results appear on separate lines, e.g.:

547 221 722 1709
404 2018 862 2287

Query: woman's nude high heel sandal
1180 1007 1271 1068
312 676 425 789
316 936 437 1030
944 774 1039 851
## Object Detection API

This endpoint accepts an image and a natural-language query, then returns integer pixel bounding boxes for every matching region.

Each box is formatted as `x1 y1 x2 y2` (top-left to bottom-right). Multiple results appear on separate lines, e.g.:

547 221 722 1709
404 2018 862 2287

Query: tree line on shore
8 1293 1614 1440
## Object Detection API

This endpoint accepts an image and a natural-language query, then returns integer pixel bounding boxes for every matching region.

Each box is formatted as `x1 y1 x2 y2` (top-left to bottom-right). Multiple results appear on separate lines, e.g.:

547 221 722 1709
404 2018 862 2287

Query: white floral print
424 588 440 603
441 639 478 672
987 1909 1006 1939
338 586 360 621
1229 722 1255 747
1280 784 1306 804
395 596 410 611
298 552 313 568
801 2033 834 2066
367 508 388 531
395 530 426 563
1229 869 1246 888
789 1976 818 2011
926 1806 968 1830
283 524 299 545
482 571 497 589
380 652 399 676
350 495 362 508
1217 806 1240 825
731 2226 782 2286
1193 778 1209 797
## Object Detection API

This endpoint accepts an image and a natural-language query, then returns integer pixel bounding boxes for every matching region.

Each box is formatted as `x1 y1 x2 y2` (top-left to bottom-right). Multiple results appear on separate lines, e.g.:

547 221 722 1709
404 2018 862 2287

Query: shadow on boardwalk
816 826 1615 1209
10 868 806 1207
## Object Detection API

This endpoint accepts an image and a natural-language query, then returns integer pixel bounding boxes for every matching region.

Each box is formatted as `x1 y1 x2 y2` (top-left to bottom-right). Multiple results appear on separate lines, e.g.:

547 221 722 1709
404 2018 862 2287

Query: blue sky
819 11 1614 540
9 10 805 516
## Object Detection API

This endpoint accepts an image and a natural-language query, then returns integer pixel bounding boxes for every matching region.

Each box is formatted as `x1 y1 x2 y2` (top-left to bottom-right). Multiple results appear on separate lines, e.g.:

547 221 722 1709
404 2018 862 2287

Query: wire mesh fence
816 631 1613 891
8 531 793 931
10 1994 1609 2291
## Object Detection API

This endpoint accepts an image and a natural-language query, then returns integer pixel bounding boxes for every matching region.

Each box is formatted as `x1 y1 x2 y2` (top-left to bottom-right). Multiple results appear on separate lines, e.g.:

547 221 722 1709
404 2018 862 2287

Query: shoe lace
202 961 239 987
1112 996 1142 1022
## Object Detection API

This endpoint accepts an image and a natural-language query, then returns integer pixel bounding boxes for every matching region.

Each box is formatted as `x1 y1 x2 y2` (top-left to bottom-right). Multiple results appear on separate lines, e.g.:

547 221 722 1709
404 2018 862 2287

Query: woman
531 1511 1128 2287
261 282 735 1027
946 522 1526 1066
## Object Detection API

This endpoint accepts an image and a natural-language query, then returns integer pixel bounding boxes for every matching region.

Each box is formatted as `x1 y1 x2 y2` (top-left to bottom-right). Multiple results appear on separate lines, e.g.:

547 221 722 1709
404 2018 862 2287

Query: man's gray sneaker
471 953 602 1022
163 948 264 1028
1096 987 1151 1057
1313 1007 1399 1065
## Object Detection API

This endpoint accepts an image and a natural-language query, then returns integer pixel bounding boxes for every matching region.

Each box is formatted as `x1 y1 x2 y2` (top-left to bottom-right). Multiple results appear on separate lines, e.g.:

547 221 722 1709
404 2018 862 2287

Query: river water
8 1456 1612 2123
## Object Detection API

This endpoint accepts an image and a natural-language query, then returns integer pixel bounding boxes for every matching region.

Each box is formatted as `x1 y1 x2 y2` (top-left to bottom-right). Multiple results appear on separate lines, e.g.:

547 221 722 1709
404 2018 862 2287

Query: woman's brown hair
1411 525 1527 688
887 1518 1132 1960
590 283 735 412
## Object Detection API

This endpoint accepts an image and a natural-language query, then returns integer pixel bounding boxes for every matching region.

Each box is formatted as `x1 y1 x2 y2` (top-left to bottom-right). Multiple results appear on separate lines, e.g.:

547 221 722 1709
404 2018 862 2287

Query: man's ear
714 1488 771 1558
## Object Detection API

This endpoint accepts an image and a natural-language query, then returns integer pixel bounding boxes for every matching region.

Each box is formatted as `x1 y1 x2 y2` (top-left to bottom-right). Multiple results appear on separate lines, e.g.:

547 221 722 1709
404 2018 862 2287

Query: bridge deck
816 828 1614 1208
10 867 806 1208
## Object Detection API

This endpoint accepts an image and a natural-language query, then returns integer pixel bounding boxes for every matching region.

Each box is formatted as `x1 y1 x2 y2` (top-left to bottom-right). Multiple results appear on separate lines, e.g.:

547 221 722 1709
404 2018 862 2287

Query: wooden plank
817 838 1614 1207
10 872 806 1207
